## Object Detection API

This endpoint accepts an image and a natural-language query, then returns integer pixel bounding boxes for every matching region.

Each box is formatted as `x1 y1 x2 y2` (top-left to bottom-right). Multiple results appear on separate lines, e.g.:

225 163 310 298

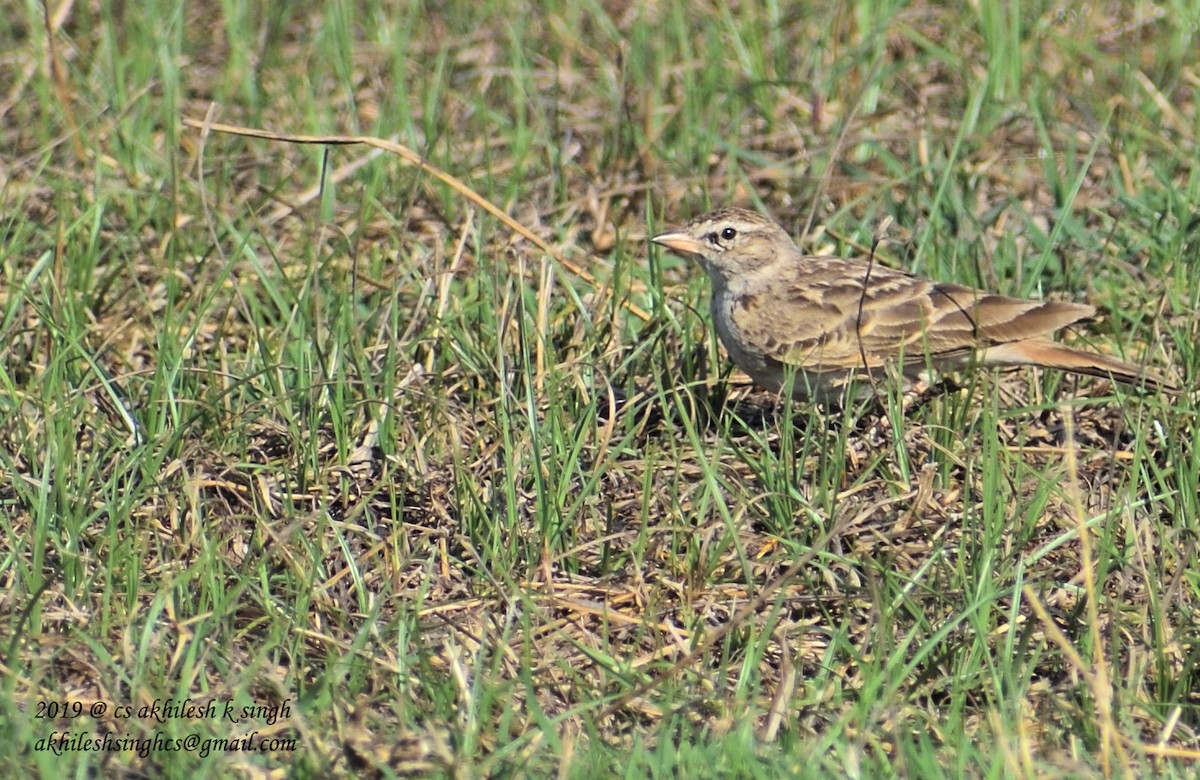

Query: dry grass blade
1061 409 1128 777
181 115 650 322
37 0 84 162
1021 407 1131 777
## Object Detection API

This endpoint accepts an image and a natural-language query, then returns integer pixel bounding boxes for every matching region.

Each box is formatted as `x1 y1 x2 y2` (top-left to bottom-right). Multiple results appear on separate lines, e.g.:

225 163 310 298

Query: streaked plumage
651 208 1174 401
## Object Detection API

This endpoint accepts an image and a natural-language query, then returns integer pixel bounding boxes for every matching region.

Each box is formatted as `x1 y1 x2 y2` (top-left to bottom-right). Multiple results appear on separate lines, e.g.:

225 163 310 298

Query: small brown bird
652 207 1174 402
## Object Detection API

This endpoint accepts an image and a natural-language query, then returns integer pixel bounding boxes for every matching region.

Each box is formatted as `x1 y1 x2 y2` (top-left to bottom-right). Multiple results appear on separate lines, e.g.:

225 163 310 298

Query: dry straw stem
35 0 85 162
181 114 650 322
1021 407 1130 777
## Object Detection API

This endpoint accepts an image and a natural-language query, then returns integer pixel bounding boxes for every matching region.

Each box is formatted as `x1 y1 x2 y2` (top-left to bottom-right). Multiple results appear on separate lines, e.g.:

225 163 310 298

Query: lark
651 208 1175 402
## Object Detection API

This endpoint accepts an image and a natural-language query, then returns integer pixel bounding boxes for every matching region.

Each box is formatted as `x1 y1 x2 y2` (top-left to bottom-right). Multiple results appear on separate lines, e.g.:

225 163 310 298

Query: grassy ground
2 0 1198 776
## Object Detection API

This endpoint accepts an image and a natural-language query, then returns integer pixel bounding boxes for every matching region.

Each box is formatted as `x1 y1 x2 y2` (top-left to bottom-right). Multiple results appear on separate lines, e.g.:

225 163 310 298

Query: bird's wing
730 258 1095 372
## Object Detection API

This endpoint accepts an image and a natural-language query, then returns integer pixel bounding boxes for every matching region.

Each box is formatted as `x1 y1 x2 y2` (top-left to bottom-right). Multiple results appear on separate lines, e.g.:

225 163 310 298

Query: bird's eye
720 227 737 241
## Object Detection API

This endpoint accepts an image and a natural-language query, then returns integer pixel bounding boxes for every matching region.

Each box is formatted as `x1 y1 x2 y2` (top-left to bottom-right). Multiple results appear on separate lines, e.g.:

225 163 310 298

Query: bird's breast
710 290 777 386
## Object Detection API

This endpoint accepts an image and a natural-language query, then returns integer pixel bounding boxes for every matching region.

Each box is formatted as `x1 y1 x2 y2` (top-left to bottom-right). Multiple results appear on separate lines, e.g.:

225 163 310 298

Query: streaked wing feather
731 259 1095 371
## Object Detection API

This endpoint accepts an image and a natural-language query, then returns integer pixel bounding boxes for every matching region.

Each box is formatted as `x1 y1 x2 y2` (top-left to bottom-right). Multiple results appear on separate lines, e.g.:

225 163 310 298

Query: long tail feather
983 339 1178 393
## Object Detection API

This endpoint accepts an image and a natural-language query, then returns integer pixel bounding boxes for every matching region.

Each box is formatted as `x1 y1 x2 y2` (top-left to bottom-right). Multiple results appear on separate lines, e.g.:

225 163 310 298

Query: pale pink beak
651 230 707 257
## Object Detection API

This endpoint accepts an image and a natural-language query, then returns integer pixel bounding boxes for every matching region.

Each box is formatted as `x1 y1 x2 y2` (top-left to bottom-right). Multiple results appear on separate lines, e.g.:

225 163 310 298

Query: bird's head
651 207 792 285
